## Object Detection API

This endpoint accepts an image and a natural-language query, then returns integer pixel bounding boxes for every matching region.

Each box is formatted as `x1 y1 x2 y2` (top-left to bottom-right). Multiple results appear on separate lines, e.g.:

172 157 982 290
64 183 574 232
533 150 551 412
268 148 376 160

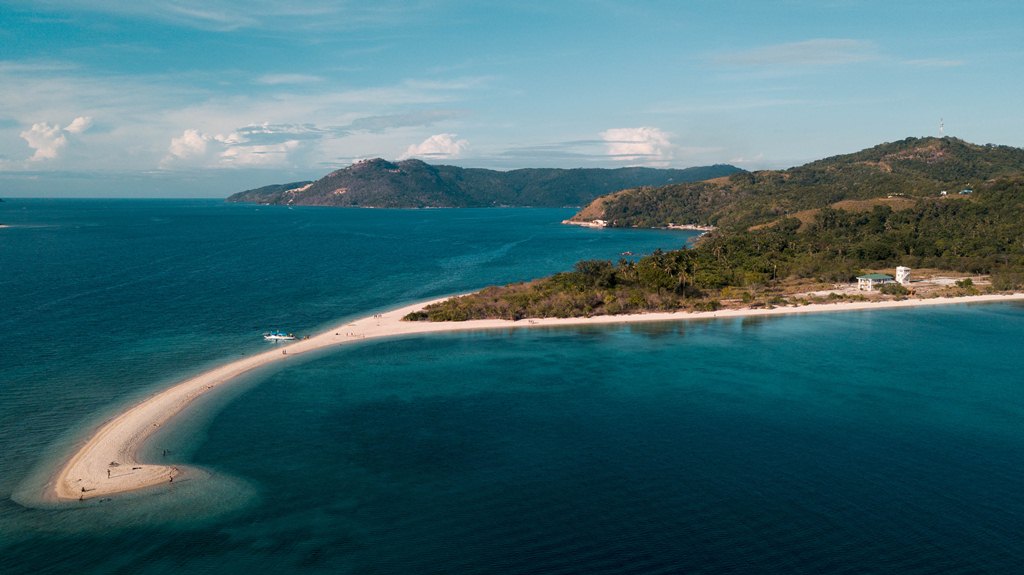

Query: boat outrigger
263 330 296 341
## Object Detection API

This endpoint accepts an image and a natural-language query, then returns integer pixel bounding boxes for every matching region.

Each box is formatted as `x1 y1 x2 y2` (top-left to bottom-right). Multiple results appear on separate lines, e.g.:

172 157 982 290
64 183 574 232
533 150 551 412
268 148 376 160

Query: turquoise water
2 200 1023 573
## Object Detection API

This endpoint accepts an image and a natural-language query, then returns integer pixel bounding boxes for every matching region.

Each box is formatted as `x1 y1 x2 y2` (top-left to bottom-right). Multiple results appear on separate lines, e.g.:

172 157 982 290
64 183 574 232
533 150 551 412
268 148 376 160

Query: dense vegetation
226 158 742 208
574 137 1024 230
408 141 1024 321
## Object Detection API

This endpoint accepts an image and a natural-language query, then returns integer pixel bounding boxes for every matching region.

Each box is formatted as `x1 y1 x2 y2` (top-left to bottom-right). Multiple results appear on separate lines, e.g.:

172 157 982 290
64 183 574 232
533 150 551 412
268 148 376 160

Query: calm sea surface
1 199 1022 574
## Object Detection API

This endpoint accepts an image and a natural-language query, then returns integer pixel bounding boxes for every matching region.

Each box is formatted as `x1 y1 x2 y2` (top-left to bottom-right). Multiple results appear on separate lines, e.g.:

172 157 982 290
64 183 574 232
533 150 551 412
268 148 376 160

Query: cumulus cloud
64 116 93 134
20 123 66 161
162 125 304 168
167 128 210 159
600 127 674 166
400 133 468 160
19 116 92 161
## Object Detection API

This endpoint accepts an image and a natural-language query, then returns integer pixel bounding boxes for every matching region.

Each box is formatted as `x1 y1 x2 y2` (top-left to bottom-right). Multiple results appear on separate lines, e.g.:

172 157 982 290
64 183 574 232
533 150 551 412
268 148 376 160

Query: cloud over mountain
400 133 468 160
162 125 305 168
600 127 673 167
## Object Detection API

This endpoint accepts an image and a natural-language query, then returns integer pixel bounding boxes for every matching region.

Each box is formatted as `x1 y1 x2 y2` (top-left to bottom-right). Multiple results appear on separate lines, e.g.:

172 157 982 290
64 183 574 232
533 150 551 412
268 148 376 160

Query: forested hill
225 159 742 208
570 137 1024 229
403 137 1024 321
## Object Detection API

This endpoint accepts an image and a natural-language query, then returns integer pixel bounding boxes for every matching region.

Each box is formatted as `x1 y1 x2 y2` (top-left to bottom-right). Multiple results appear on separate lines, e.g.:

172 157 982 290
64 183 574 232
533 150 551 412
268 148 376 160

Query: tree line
407 176 1024 321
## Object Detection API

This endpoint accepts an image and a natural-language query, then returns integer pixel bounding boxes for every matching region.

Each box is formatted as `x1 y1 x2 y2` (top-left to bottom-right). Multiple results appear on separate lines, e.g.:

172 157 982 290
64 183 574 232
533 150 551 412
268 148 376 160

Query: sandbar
52 292 1024 501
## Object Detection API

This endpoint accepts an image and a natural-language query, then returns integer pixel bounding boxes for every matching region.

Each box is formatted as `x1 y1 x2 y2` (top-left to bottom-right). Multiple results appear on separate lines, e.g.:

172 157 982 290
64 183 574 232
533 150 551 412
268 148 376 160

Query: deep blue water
2 200 1023 574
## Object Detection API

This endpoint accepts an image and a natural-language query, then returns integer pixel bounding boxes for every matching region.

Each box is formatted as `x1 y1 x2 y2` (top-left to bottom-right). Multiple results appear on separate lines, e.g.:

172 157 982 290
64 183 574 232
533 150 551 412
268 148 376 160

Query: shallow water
2 200 1023 574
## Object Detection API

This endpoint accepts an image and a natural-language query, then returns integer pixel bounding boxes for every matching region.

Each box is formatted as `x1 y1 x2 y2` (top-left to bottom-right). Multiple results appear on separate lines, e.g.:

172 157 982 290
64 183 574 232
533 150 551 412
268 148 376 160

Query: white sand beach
52 292 1024 501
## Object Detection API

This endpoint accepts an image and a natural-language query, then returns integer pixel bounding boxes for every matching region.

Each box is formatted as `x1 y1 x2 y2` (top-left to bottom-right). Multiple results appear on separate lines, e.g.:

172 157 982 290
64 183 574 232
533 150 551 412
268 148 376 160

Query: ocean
1 199 1023 574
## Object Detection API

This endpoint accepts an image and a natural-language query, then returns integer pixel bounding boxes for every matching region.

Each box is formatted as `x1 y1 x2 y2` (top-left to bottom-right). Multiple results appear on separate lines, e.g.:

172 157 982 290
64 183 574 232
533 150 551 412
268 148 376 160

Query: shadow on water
741 314 775 329
627 320 687 339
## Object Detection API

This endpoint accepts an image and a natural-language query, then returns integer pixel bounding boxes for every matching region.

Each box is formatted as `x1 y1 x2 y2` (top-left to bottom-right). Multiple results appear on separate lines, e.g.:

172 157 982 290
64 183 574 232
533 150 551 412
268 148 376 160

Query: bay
1 199 1022 574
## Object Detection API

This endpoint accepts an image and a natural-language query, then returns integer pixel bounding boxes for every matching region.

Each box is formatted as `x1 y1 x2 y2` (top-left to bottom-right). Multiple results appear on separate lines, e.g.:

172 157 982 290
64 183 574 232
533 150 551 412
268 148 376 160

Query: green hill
225 158 742 208
571 137 1024 229
409 137 1024 321
227 181 314 203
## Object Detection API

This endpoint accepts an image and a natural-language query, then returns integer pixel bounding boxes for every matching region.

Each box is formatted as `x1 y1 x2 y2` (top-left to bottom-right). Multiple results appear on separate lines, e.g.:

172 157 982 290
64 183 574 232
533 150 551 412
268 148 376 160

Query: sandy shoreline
560 219 714 232
52 292 1024 501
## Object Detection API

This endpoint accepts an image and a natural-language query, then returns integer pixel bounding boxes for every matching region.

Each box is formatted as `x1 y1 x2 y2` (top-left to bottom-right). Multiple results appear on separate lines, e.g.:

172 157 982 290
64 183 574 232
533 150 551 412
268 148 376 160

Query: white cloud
600 127 674 166
162 126 304 168
400 133 468 160
20 122 66 160
64 115 93 134
234 122 325 142
19 115 92 161
167 128 210 159
0 53 489 172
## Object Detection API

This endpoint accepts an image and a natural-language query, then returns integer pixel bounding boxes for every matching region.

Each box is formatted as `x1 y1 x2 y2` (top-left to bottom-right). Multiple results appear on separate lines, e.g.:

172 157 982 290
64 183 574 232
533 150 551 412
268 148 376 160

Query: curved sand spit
54 293 1024 501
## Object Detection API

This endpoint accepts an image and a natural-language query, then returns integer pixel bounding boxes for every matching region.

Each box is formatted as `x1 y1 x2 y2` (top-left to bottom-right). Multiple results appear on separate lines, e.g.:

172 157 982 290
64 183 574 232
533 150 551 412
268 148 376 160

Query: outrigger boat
263 330 296 341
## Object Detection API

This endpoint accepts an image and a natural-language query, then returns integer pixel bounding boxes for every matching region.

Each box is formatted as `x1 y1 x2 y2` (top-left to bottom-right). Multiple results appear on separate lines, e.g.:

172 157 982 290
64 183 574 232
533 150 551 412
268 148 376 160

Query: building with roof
896 266 911 286
857 273 896 291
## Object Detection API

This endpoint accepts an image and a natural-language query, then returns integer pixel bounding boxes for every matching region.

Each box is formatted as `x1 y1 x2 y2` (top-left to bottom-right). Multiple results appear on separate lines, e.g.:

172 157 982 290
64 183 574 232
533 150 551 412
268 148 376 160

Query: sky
1 0 1022 197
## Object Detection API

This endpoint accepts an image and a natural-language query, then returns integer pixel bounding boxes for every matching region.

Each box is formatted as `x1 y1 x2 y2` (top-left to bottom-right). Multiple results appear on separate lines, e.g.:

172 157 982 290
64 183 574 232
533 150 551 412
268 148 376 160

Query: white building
857 273 895 291
896 266 911 286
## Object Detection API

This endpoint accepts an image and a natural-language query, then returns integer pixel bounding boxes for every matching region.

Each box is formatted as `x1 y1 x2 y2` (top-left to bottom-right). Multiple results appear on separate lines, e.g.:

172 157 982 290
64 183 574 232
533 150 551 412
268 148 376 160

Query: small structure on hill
896 266 911 286
857 273 896 291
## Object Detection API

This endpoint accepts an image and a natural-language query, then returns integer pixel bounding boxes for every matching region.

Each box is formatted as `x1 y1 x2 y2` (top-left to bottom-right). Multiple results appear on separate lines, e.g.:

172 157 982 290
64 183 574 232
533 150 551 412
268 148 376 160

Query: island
406 137 1024 321
225 158 742 208
41 135 1024 505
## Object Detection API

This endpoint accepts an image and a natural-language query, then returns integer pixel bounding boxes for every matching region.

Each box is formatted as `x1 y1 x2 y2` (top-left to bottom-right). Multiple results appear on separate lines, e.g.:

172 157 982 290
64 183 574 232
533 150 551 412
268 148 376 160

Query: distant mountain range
225 158 743 208
569 137 1024 229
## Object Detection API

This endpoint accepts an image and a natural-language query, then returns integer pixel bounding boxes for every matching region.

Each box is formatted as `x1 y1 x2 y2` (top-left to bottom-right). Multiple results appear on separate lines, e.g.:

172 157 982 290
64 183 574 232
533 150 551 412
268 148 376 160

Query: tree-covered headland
406 138 1024 321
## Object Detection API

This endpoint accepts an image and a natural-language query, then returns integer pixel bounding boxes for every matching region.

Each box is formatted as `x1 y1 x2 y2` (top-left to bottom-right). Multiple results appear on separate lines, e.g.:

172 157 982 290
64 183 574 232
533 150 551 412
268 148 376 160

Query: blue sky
1 0 1022 197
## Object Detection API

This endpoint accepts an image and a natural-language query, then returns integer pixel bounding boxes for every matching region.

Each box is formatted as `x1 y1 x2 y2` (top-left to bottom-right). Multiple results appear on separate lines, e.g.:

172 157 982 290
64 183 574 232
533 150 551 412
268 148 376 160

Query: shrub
693 300 721 312
991 271 1024 291
878 283 910 296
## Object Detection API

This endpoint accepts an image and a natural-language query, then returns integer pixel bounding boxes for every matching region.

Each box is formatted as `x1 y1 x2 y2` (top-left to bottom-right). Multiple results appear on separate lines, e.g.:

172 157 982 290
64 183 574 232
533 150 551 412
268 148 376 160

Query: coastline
50 292 1024 502
561 219 715 232
561 218 607 228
